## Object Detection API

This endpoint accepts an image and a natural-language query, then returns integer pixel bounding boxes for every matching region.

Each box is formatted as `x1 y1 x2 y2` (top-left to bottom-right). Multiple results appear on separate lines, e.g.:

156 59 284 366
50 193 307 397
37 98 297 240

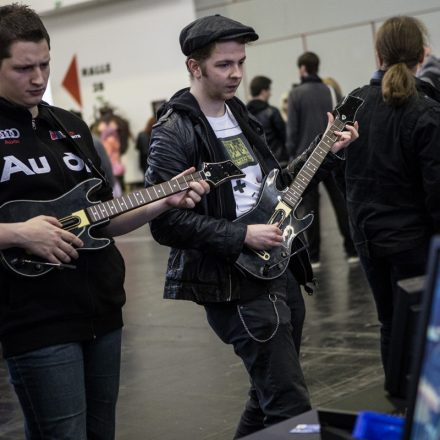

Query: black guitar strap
45 106 110 187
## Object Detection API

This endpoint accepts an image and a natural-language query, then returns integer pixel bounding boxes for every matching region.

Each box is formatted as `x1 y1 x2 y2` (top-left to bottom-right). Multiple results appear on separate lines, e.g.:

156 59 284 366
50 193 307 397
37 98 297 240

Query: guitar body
234 94 364 280
235 169 313 280
0 178 110 277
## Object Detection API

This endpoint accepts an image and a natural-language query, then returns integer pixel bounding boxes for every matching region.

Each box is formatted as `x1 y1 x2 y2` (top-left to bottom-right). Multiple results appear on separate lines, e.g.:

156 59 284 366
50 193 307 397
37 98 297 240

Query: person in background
247 75 288 166
70 109 116 192
323 76 344 108
92 107 132 193
417 45 440 91
136 115 156 174
0 4 209 439
335 16 440 390
287 52 358 268
280 92 289 121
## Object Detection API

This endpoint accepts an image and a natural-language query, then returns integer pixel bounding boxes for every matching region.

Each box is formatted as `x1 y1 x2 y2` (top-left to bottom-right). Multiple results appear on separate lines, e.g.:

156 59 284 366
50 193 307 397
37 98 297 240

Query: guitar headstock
334 94 364 125
201 160 245 187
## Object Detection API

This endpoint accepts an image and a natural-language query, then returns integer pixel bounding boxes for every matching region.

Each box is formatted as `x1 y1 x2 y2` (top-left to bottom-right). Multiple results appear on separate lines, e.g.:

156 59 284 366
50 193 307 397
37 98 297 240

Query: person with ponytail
335 16 440 395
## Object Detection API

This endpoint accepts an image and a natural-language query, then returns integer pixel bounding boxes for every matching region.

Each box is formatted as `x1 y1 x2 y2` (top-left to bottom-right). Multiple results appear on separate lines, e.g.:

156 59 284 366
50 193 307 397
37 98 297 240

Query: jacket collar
300 74 322 84
370 70 385 85
0 97 33 120
247 99 269 113
0 98 53 122
370 70 440 103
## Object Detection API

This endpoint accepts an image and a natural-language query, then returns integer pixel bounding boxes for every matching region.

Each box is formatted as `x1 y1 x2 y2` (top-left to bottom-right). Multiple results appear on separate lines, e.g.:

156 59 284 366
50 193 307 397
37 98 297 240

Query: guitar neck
282 118 345 207
85 171 204 224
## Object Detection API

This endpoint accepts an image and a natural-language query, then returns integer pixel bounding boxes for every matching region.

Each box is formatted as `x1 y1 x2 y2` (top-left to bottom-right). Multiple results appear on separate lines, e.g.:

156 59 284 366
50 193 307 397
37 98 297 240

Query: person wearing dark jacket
247 75 288 166
0 5 208 439
335 16 440 391
286 52 357 267
417 46 440 91
145 15 358 438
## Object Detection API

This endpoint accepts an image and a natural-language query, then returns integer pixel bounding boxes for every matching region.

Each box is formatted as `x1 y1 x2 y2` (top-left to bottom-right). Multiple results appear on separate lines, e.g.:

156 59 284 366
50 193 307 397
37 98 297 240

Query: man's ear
298 65 307 77
187 58 202 79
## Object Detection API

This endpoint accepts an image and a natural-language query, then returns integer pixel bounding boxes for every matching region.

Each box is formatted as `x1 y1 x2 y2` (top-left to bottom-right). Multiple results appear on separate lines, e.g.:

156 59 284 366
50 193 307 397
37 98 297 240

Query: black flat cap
180 14 259 56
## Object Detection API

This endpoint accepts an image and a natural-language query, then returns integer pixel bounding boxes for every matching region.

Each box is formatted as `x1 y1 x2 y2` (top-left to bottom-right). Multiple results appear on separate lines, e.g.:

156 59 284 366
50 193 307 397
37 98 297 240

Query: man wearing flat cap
146 14 358 438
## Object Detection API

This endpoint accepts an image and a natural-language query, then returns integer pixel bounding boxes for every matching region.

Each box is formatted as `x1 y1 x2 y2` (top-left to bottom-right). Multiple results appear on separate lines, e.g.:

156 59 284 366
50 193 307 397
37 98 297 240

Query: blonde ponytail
382 63 417 106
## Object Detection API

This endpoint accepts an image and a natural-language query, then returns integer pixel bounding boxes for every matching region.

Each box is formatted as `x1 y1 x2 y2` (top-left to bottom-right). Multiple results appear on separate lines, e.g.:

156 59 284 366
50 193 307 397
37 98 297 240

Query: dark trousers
357 242 429 381
299 174 355 261
204 273 311 438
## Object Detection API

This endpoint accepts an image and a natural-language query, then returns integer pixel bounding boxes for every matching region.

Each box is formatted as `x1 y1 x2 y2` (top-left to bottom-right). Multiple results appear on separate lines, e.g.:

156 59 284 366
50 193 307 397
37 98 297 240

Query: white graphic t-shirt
206 105 263 216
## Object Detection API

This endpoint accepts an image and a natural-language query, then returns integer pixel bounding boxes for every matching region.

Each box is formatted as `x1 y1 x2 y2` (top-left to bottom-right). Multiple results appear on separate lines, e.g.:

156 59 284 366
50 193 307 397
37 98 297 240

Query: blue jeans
205 274 311 438
6 328 122 440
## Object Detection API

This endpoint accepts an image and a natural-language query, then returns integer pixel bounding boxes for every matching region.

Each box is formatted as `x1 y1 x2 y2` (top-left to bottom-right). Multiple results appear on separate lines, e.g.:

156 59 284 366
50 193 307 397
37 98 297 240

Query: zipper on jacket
226 264 232 302
198 116 225 218
197 115 237 301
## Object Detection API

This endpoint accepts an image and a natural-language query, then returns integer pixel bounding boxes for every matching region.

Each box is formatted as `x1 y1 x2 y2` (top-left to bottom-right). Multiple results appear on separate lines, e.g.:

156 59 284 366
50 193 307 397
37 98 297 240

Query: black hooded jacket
246 99 287 164
145 89 340 303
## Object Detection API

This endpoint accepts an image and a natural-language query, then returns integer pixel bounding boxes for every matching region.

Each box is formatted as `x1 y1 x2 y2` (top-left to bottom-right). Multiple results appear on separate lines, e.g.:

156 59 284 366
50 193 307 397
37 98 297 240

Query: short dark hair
186 35 253 76
0 3 50 63
187 35 254 63
250 76 272 97
297 51 319 75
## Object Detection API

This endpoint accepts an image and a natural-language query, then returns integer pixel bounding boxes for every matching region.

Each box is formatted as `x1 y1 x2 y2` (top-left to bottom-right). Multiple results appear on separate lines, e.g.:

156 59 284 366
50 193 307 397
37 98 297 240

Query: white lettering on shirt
28 157 50 174
1 153 92 183
63 153 91 173
1 155 37 182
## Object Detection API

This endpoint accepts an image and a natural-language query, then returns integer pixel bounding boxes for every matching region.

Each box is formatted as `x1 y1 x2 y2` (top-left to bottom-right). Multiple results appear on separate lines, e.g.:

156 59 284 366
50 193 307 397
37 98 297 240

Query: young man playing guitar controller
0 4 209 439
146 14 359 438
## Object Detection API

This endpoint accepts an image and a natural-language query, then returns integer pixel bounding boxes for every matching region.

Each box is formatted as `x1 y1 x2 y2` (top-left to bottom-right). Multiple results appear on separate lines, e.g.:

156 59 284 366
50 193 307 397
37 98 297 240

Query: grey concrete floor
0 188 385 439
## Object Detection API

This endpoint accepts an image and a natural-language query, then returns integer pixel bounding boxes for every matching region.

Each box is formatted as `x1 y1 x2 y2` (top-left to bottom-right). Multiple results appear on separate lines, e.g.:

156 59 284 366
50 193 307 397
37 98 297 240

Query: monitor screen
404 236 440 440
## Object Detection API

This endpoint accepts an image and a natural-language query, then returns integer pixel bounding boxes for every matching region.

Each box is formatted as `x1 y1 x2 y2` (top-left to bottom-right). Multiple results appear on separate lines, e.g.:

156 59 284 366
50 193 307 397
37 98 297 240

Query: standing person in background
286 52 357 268
146 14 358 438
70 109 116 192
136 115 156 174
0 4 209 439
280 92 289 121
323 76 344 108
247 75 288 166
335 16 440 389
416 24 440 92
93 108 133 195
417 45 440 90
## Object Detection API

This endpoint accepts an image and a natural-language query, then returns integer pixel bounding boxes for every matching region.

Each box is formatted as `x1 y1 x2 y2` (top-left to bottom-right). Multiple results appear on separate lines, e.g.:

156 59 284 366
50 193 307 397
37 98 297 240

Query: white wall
43 0 194 131
194 0 440 107
36 0 195 182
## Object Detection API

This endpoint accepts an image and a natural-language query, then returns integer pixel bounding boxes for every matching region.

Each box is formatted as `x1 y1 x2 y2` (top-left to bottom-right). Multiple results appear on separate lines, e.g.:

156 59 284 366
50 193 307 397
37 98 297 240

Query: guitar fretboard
282 118 345 207
86 171 204 223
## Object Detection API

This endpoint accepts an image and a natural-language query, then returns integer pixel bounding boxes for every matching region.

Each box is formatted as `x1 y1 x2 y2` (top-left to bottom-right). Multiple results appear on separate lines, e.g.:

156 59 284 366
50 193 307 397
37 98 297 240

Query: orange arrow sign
62 55 82 107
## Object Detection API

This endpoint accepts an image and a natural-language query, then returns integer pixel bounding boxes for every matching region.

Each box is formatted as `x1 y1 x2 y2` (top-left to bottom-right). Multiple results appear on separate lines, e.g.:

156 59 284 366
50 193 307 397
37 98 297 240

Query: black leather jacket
146 89 340 303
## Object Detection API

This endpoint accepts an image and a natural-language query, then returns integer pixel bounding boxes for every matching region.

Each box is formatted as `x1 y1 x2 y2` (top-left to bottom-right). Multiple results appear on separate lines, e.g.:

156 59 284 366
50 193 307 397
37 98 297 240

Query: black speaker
385 276 425 399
